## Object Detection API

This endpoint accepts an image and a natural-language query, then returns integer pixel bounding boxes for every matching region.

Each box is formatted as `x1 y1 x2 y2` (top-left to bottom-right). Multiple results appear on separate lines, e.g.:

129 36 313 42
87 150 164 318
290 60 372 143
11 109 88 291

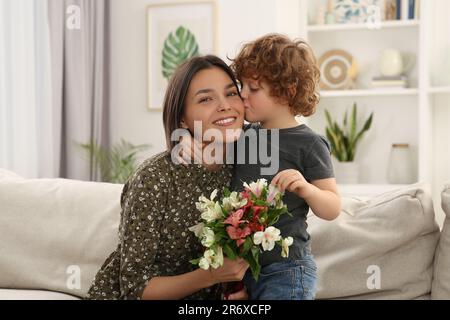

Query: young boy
230 34 341 300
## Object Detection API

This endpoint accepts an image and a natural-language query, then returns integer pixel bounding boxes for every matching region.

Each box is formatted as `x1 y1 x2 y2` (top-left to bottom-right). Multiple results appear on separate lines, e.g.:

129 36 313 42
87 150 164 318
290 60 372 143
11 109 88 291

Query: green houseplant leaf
162 26 199 80
77 139 150 183
325 103 374 162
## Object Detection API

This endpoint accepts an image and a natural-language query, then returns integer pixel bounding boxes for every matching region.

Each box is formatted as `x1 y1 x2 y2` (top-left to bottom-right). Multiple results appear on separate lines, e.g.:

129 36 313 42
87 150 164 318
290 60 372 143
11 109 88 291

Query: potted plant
77 139 150 183
325 103 373 184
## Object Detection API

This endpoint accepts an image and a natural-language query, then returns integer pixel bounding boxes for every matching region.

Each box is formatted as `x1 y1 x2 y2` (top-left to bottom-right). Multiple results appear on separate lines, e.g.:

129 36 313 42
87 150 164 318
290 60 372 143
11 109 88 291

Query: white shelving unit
298 0 450 227
320 88 419 98
429 86 450 94
307 19 420 32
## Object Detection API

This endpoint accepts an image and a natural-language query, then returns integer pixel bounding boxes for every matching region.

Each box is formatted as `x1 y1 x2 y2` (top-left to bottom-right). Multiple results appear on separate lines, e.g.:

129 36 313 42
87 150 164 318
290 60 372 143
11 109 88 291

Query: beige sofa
0 168 449 300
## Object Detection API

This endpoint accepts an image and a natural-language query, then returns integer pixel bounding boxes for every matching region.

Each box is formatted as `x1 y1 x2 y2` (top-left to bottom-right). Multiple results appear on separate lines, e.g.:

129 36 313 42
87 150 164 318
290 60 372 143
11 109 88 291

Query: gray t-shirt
231 123 334 266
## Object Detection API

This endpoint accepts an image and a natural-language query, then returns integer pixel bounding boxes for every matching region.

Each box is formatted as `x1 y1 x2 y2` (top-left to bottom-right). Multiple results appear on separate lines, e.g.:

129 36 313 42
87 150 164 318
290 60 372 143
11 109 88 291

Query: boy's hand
271 169 314 199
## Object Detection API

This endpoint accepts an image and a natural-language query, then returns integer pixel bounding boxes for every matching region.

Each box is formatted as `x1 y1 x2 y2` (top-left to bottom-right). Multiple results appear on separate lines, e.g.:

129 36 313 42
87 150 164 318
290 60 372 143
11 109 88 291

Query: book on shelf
309 0 420 27
371 76 409 89
386 0 418 21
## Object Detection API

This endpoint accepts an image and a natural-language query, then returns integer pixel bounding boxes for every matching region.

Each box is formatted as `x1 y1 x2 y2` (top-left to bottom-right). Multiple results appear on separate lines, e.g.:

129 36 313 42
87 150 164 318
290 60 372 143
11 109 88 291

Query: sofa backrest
309 183 440 300
0 169 123 298
0 169 446 300
432 182 450 299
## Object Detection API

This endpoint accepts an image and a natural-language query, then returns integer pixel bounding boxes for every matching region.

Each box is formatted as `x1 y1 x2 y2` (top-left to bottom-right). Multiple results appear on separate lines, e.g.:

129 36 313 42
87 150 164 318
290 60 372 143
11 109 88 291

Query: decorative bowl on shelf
318 49 358 90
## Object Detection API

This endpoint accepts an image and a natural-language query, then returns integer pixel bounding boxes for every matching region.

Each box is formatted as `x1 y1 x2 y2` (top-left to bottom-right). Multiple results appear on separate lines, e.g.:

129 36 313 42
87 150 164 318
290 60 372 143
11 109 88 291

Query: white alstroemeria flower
222 191 248 211
200 227 215 248
199 247 224 270
243 179 267 198
267 184 282 205
199 257 210 270
200 201 223 223
209 246 224 269
253 226 281 251
195 189 218 212
188 222 205 238
281 237 294 258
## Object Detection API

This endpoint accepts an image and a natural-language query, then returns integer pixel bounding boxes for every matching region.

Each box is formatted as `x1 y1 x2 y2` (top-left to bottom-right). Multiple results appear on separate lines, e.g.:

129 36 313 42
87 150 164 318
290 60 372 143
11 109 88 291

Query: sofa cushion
0 168 23 180
0 288 80 300
308 184 440 300
0 172 123 298
432 182 450 299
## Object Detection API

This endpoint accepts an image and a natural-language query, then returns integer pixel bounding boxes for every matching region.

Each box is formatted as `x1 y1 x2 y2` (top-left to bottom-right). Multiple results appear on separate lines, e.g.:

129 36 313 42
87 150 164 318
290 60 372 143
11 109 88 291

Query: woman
87 55 248 300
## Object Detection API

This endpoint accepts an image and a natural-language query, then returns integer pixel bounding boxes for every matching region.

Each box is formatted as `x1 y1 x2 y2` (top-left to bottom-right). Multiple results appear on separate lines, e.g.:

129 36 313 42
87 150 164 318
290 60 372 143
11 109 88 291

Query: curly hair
231 34 320 117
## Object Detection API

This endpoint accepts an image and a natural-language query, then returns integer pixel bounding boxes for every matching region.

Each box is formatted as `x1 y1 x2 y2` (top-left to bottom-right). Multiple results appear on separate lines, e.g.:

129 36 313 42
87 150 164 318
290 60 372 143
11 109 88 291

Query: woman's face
182 67 245 144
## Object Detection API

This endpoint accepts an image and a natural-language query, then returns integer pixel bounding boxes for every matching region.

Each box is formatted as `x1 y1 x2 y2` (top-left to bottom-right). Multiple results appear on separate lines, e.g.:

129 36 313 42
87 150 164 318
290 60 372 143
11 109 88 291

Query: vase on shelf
325 0 335 24
387 144 415 184
379 49 415 77
333 160 359 184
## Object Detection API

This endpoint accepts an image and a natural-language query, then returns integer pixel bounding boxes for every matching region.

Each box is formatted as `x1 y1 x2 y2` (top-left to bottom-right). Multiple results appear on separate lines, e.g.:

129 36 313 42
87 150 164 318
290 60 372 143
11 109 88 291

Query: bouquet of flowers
189 178 293 281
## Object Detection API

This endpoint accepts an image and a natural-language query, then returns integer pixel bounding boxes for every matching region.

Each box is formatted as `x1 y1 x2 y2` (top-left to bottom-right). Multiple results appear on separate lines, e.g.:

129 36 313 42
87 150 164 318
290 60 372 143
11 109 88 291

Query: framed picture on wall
147 0 218 111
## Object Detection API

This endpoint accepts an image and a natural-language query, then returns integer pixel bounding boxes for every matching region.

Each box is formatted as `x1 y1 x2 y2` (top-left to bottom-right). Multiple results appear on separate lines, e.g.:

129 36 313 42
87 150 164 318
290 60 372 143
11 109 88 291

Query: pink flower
243 179 267 198
252 206 267 218
226 226 251 247
267 184 280 204
248 220 264 232
224 209 247 228
240 191 254 212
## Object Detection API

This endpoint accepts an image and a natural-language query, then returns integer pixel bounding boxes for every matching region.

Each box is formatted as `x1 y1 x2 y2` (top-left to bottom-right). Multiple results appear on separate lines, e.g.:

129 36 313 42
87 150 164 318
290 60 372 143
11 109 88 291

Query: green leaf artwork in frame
162 25 199 80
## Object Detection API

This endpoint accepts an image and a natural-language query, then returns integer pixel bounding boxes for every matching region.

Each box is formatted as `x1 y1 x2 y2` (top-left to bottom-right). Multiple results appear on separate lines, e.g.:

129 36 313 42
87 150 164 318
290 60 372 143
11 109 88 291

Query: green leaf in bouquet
215 229 227 240
242 237 253 255
221 207 230 217
259 212 268 224
214 232 225 243
268 215 280 226
223 187 231 198
268 208 283 216
261 187 268 200
253 200 267 206
210 220 224 231
223 243 237 260
248 247 261 280
189 258 201 266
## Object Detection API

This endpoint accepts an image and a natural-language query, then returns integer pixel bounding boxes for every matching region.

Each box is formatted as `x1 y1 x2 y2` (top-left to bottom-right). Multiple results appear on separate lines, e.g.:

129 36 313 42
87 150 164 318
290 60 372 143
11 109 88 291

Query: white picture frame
147 0 218 111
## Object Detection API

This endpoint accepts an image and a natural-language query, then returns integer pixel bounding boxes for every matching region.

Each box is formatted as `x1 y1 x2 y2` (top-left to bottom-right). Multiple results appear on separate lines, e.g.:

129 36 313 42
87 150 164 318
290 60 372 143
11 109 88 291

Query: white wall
109 0 299 161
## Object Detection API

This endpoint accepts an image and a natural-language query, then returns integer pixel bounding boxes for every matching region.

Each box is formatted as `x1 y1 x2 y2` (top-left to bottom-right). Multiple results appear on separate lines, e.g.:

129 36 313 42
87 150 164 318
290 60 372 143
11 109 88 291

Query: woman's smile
213 116 238 127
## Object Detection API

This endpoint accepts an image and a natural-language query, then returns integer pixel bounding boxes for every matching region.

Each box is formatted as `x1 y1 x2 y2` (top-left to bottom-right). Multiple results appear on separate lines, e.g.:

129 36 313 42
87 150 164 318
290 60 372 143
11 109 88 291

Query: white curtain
47 0 111 181
0 0 57 178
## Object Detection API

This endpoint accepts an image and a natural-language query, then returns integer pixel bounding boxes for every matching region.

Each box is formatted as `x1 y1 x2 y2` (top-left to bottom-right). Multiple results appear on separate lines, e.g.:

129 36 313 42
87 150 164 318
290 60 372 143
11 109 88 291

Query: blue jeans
243 253 317 300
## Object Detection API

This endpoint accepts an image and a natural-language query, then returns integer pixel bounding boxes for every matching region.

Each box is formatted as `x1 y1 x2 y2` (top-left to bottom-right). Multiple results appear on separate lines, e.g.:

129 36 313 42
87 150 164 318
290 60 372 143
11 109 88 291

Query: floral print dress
86 151 233 300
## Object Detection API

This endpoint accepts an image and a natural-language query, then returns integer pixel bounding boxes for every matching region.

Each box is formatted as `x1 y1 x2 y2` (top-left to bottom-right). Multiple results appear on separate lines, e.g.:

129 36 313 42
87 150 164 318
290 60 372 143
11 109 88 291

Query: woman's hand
208 258 249 285
174 135 205 165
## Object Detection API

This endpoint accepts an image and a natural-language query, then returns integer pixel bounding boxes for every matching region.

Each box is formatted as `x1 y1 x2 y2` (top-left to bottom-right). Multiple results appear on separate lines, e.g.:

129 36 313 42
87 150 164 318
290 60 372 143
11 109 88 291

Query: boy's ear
287 85 297 99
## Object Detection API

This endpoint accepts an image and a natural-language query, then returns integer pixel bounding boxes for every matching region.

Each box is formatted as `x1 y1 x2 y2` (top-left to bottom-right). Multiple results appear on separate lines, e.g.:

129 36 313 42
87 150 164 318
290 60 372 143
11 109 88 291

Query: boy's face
240 77 280 123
